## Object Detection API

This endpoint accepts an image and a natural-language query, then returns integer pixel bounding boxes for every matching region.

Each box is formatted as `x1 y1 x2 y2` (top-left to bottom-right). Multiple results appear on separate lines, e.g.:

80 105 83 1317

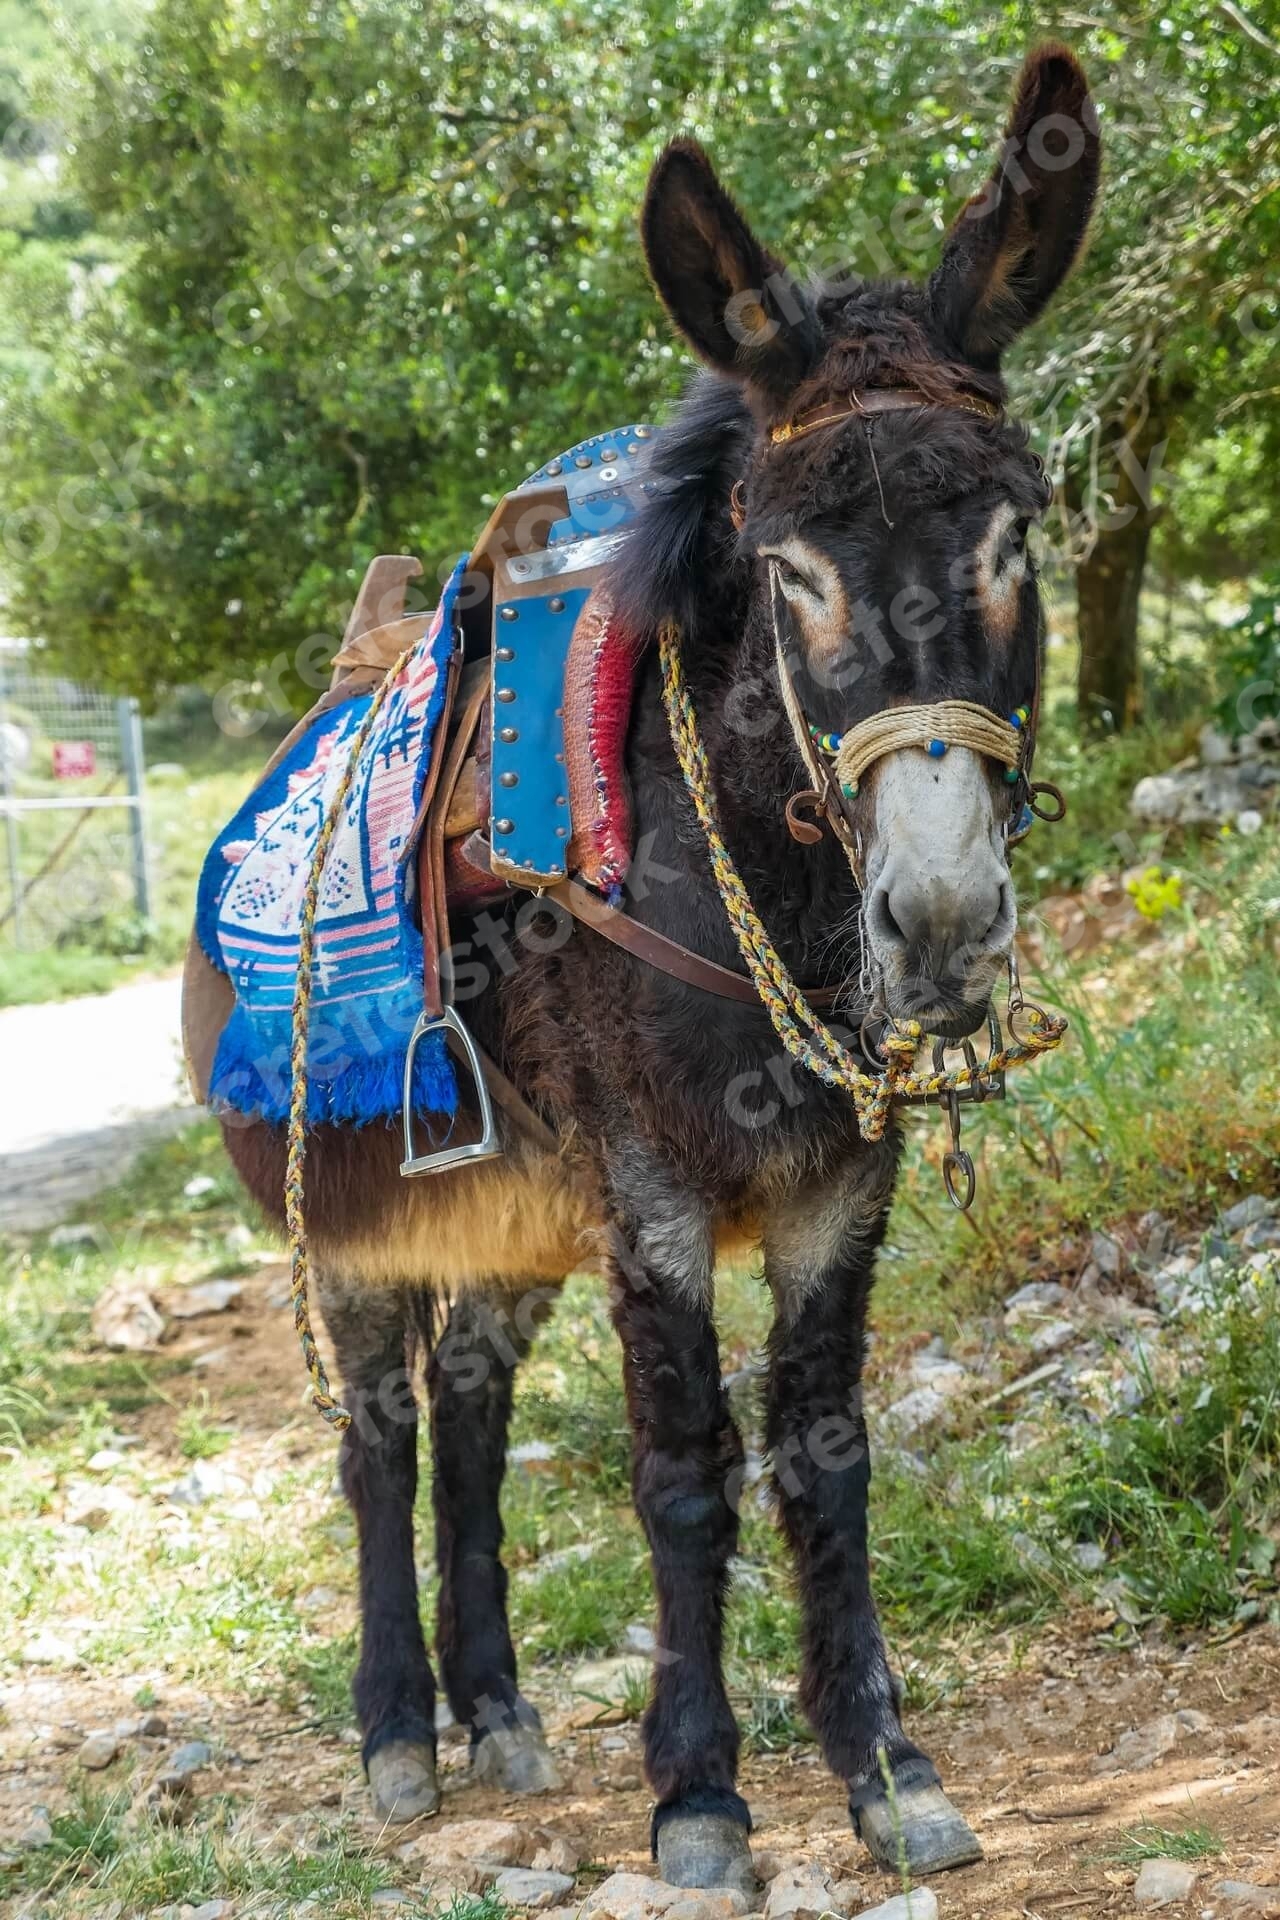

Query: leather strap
546 875 843 1009
770 384 1001 446
417 660 486 1019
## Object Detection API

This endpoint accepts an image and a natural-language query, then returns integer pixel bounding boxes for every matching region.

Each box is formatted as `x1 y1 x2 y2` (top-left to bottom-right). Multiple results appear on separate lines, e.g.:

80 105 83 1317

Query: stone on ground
1211 1883 1280 1912
530 1836 581 1874
493 1868 576 1909
411 1819 529 1871
765 1865 859 1920
1134 1857 1199 1907
77 1730 120 1770
851 1891 938 1920
580 1872 688 1920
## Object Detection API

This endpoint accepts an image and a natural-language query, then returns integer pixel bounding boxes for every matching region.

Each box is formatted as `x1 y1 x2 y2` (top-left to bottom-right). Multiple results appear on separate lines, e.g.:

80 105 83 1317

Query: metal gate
0 642 150 951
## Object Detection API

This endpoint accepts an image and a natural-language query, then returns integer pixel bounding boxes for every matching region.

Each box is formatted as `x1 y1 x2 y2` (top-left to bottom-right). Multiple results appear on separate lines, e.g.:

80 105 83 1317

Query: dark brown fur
223 44 1099 1857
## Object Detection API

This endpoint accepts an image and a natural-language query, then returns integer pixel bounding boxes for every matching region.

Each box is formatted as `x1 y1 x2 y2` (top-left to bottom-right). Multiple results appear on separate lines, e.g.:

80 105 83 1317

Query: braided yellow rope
286 645 421 1431
833 700 1022 795
657 622 1065 1144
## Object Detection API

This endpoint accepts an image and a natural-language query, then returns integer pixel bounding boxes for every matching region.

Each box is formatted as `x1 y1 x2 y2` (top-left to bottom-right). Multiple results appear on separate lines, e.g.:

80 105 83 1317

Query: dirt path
2 1256 1277 1918
0 973 197 1231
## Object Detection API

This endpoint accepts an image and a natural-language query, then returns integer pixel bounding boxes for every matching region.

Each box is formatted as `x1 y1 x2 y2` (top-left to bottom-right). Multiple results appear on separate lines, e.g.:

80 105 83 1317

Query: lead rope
285 643 421 1431
657 620 1066 1147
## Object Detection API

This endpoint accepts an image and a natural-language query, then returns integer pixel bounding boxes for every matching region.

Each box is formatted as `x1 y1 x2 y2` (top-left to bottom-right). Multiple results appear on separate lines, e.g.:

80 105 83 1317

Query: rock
568 1654 648 1720
668 1897 753 1920
166 1740 214 1777
169 1461 230 1506
1090 1230 1125 1278
622 1623 658 1656
137 1771 195 1823
906 1354 970 1398
1003 1281 1069 1325
1223 1195 1275 1233
581 1874 686 1920
1093 1713 1186 1774
50 1223 100 1248
1070 1542 1108 1573
1134 1857 1198 1906
371 1894 415 1910
77 1731 120 1770
765 1866 857 1920
184 1175 217 1198
1132 760 1280 829
22 1631 78 1667
1243 1220 1280 1252
752 1854 807 1885
509 1440 558 1472
18 1809 53 1848
90 1283 166 1352
1029 1319 1076 1358
168 1281 243 1318
881 1387 949 1439
530 1838 581 1875
851 1892 938 1920
139 1713 168 1737
295 1586 340 1614
493 1869 576 1909
413 1819 529 1871
190 1904 231 1920
1211 1882 1280 1912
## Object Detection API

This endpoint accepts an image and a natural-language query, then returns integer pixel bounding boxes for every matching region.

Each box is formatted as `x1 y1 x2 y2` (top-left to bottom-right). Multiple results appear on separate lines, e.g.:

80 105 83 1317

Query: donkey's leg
321 1273 440 1824
763 1156 982 1876
608 1165 753 1896
428 1288 561 1794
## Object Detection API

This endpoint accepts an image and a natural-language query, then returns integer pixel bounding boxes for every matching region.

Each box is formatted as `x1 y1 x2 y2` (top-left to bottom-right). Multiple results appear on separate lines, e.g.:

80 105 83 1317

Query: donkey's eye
997 518 1032 570
767 554 812 594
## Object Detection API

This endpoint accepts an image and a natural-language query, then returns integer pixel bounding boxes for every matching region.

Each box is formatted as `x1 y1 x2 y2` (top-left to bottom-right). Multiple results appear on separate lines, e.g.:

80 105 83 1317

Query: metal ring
1007 996 1053 1046
942 1148 977 1211
1028 780 1067 823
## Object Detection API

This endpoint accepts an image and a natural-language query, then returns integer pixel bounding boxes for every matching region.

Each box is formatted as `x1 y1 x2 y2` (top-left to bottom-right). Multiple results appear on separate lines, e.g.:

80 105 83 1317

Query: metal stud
496 687 516 703
600 447 618 461
555 826 568 838
549 596 565 613
574 454 592 468
555 794 567 806
627 442 640 455
545 459 563 476
600 466 618 482
495 645 515 662
635 425 651 439
499 771 518 787
499 606 518 622
494 818 515 835
499 726 518 743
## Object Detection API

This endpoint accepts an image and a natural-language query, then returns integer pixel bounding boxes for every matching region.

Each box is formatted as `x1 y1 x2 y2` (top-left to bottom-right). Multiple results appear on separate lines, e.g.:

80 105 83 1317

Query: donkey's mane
609 370 751 643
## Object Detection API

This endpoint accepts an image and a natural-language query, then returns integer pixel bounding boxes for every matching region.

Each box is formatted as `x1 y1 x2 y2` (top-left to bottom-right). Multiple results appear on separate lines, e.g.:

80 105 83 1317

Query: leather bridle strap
769 384 1001 445
546 875 843 1009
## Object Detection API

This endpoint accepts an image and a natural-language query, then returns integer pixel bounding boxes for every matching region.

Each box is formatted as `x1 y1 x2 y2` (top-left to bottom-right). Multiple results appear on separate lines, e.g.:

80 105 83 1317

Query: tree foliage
0 0 1276 702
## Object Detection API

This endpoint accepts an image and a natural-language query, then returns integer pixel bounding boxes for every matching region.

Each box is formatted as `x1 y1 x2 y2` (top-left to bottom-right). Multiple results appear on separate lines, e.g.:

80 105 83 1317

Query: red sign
52 740 96 780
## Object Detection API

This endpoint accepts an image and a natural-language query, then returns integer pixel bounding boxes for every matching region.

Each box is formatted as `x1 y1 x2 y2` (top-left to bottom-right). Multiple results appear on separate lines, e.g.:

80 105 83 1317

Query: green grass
14 1779 504 1914
1107 1818 1224 1865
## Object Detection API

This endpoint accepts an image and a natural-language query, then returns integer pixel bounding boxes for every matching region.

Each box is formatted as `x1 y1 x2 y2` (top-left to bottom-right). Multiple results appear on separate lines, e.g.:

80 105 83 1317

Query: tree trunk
1074 382 1168 733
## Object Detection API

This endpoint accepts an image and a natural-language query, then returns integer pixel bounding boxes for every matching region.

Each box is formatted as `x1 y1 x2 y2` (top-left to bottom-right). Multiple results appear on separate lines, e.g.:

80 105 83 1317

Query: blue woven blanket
194 561 466 1129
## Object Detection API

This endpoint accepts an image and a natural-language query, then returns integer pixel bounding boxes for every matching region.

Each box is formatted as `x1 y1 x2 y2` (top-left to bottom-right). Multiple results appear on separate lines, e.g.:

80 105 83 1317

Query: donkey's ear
928 45 1100 367
642 140 820 400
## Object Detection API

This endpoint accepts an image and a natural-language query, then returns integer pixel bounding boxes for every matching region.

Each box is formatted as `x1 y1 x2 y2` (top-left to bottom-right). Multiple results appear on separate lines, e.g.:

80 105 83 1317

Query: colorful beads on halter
927 738 947 758
1009 706 1030 729
807 723 843 755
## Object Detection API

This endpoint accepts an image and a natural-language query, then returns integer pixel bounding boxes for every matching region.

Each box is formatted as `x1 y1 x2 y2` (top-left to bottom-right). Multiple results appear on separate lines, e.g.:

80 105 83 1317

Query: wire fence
0 643 150 952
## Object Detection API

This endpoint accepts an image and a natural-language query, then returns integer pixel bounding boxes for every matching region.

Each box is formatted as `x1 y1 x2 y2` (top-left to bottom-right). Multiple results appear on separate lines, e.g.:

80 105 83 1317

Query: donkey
223 43 1099 1891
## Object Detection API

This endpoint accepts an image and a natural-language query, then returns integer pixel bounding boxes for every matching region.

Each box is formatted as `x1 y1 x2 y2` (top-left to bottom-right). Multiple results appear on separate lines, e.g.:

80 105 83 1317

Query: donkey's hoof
368 1740 441 1824
853 1783 982 1875
473 1725 562 1795
657 1814 756 1897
